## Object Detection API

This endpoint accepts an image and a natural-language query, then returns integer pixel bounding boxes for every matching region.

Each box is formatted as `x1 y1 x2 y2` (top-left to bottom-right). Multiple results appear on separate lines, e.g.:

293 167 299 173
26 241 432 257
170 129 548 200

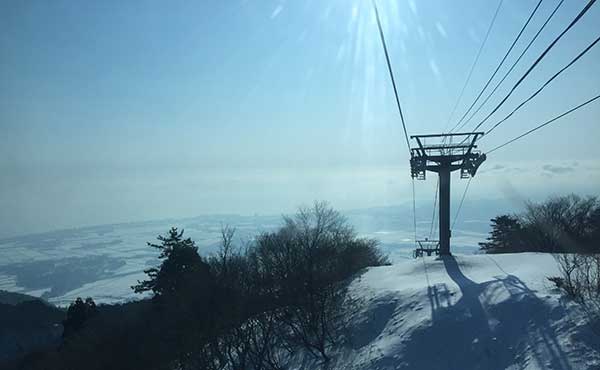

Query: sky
1 0 599 237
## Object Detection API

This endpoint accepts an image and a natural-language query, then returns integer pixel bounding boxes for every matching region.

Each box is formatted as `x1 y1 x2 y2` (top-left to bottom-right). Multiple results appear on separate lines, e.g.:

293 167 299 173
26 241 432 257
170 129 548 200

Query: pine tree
479 215 523 253
132 227 211 297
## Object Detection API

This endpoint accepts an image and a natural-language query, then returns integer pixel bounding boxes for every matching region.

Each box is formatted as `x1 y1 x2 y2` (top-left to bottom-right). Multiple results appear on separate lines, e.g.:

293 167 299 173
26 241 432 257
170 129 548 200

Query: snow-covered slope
295 253 600 370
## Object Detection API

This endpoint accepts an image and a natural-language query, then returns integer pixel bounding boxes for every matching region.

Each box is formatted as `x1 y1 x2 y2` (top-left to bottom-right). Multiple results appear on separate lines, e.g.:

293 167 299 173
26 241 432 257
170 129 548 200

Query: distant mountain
0 290 47 306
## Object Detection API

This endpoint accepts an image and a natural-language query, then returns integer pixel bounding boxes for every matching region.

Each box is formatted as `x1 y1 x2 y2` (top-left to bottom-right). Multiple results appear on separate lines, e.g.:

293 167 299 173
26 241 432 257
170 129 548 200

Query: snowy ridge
292 253 600 370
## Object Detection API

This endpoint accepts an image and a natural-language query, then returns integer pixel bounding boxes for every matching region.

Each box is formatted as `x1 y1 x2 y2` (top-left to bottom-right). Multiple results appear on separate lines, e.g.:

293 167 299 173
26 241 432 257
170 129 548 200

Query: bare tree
523 195 599 252
550 254 600 333
252 201 387 362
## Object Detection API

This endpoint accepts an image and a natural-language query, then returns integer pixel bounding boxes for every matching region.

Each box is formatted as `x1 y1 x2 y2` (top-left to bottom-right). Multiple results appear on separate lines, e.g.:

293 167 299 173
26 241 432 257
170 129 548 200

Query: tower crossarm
409 132 485 180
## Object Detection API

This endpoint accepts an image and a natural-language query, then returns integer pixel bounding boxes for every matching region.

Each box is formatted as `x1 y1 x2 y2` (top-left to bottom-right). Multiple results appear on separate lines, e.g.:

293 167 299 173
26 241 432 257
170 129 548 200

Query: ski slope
295 253 600 370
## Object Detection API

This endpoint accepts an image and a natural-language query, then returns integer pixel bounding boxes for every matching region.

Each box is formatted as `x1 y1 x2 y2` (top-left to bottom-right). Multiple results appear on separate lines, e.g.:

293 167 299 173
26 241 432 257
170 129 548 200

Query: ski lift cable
451 177 473 230
442 0 505 134
372 0 419 248
372 0 412 155
486 94 600 154
412 178 418 247
485 34 600 136
469 0 597 134
428 178 439 240
456 0 565 132
448 0 544 134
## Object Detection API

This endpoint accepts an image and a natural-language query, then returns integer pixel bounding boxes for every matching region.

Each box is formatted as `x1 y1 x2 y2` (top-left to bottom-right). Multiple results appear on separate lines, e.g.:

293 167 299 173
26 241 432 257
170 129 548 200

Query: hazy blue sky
1 0 599 237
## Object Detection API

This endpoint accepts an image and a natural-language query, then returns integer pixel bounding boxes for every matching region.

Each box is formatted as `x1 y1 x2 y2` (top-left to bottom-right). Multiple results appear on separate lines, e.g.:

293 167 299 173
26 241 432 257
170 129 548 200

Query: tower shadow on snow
397 255 572 370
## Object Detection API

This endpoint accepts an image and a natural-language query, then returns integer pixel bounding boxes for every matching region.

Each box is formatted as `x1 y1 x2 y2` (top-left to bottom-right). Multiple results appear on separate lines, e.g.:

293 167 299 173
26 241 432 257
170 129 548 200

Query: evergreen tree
479 215 523 253
132 228 215 367
132 227 211 298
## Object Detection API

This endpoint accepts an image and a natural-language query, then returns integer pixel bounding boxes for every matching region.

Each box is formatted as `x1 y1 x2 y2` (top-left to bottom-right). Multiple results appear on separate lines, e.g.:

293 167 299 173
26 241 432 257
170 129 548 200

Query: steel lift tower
410 132 486 255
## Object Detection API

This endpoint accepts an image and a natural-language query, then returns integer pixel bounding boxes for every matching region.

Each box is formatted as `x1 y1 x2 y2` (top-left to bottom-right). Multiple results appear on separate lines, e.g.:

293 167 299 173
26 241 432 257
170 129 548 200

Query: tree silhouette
63 297 98 339
132 227 211 298
479 215 523 253
481 195 600 253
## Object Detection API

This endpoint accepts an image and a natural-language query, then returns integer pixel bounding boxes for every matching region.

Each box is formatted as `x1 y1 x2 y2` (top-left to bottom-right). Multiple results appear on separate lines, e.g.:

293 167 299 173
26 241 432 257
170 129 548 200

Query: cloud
479 164 507 175
542 164 575 175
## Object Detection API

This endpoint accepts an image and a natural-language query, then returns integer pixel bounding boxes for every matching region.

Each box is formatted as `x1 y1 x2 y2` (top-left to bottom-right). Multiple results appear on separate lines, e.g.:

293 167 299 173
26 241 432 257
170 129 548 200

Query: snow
290 253 600 370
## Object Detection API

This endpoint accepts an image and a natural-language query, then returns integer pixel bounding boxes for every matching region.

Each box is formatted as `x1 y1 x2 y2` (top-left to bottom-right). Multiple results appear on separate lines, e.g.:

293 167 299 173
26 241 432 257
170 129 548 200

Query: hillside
292 253 600 370
0 290 46 306
0 292 63 367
